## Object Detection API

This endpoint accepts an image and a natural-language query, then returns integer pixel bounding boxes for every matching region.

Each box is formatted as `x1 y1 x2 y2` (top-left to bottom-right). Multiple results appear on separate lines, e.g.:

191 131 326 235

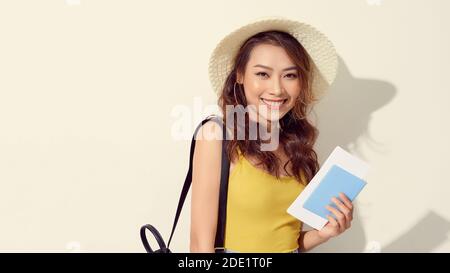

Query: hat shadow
306 56 397 252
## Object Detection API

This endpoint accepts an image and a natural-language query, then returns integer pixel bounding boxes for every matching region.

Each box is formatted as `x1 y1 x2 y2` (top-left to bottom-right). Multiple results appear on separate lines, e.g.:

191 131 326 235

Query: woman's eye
256 72 269 78
285 73 298 79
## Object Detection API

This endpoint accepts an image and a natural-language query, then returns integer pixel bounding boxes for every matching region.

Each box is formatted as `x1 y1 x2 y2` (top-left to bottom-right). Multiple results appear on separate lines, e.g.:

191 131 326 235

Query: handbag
140 115 230 253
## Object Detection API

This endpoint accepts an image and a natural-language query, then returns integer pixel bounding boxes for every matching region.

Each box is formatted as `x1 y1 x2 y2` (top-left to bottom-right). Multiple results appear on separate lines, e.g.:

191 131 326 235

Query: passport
303 164 367 219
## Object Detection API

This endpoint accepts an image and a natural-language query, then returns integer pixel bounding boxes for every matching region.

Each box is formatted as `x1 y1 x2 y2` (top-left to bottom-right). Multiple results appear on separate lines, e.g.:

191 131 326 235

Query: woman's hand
317 192 354 241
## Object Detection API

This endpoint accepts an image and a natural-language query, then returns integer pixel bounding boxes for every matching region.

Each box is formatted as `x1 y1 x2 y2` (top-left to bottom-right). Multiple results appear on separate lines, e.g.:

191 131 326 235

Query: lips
260 98 287 110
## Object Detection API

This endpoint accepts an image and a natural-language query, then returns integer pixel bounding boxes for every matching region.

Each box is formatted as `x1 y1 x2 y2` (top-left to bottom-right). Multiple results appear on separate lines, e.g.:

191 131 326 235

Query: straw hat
208 16 338 99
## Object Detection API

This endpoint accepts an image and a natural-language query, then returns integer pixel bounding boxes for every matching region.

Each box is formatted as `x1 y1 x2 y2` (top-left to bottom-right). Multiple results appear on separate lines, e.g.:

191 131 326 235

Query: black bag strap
214 117 230 249
163 115 229 250
140 224 170 253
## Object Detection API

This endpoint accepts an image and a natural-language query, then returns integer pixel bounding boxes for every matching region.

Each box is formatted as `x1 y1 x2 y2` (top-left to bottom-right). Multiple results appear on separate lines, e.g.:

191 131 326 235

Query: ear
236 71 244 85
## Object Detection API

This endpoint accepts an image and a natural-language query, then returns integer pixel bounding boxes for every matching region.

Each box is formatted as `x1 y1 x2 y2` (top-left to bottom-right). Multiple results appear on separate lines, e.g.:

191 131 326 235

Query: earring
233 82 240 104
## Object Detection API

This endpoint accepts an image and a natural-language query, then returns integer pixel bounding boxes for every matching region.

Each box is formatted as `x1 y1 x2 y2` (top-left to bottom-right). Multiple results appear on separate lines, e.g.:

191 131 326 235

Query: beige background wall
0 0 449 252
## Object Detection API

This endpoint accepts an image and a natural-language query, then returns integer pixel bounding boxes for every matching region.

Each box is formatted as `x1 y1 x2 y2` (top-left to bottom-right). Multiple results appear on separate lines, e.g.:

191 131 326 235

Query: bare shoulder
194 119 224 143
193 119 223 172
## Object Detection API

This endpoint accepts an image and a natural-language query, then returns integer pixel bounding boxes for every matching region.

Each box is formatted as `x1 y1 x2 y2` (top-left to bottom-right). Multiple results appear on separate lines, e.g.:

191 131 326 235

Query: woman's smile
259 98 288 110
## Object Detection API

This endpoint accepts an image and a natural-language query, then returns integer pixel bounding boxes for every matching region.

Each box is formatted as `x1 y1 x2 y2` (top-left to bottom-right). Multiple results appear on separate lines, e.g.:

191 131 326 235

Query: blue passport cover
303 164 367 219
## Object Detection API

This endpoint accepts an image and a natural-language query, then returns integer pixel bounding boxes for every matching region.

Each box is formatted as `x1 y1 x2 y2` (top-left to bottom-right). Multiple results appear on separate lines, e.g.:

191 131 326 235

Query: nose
268 78 283 96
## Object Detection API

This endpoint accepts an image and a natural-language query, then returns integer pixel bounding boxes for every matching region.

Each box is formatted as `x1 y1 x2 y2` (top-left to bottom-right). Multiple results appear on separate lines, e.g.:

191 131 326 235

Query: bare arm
189 121 223 253
298 230 329 252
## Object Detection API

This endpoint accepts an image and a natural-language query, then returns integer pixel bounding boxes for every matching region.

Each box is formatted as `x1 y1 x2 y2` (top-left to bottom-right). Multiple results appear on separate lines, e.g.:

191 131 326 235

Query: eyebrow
253 64 298 72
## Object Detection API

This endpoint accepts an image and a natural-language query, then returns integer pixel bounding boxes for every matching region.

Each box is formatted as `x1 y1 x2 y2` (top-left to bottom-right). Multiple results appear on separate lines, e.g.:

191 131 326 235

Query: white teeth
262 99 284 106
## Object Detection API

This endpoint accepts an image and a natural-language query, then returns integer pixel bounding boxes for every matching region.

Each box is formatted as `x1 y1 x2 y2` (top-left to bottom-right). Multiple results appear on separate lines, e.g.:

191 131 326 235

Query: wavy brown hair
218 30 320 184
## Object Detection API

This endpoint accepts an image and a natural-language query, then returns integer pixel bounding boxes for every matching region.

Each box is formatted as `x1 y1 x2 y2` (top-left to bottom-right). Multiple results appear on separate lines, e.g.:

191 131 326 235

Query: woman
190 17 353 253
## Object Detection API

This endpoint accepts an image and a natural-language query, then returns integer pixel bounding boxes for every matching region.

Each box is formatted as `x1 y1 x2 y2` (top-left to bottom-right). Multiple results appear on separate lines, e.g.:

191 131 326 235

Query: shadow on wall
308 56 397 252
381 211 450 253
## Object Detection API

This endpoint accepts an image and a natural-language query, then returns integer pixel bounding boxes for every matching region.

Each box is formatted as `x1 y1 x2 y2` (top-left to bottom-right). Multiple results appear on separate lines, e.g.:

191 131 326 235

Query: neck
254 119 282 152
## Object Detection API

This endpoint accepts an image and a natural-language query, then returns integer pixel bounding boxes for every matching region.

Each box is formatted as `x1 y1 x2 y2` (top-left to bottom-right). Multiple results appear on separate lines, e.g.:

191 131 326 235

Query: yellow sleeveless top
223 149 307 253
